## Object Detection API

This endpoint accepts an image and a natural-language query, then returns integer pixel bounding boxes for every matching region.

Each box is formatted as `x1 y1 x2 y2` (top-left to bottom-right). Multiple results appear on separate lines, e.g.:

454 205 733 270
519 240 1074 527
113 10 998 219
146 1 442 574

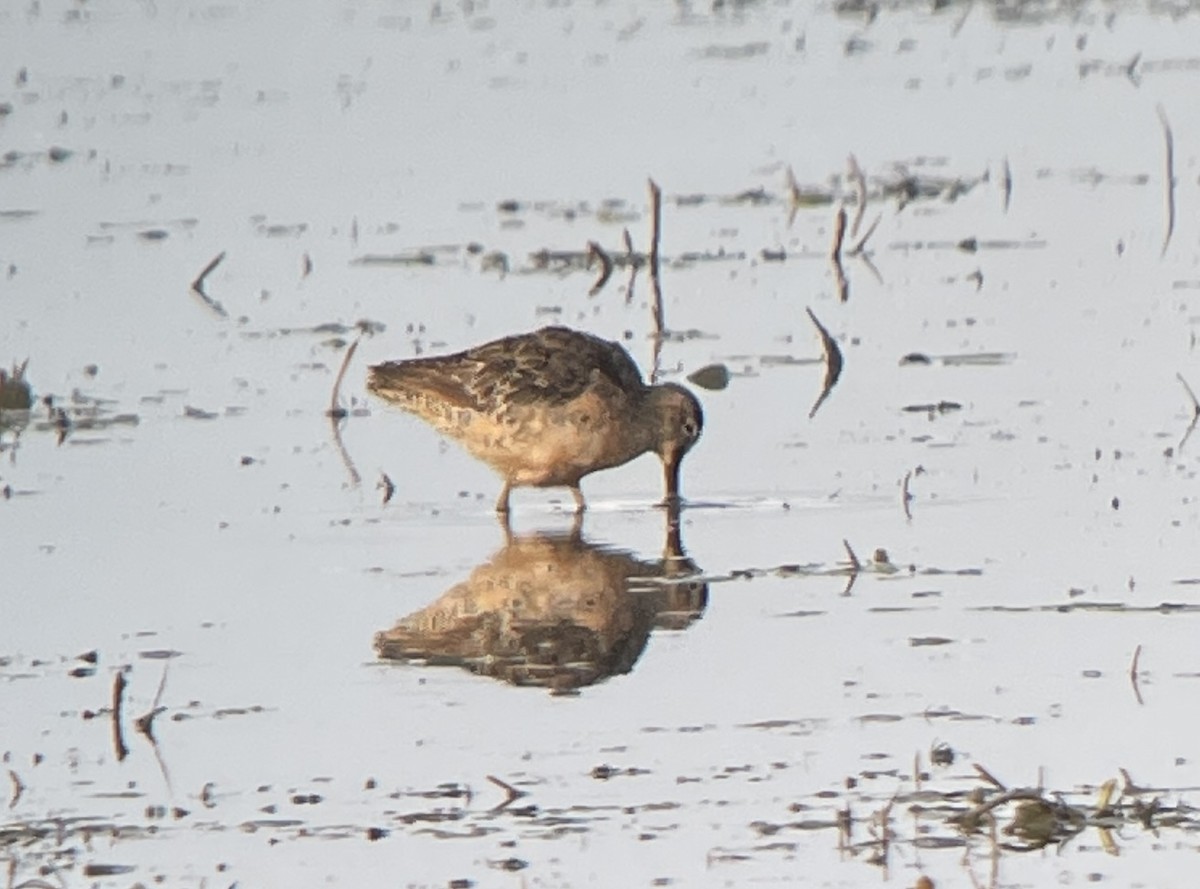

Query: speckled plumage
367 326 703 512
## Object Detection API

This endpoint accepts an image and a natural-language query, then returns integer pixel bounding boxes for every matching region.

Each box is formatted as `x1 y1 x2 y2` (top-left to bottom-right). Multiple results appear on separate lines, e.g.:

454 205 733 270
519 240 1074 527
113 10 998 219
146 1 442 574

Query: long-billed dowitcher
367 326 703 513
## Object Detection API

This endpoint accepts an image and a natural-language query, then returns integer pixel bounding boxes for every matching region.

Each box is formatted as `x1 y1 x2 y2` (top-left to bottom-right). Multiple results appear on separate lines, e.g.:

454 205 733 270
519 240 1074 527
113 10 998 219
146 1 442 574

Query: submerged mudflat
4 1 1200 886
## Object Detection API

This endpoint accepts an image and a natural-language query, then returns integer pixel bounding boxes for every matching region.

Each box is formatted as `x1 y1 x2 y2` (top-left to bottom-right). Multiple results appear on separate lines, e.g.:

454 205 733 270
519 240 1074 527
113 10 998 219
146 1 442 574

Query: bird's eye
682 420 698 440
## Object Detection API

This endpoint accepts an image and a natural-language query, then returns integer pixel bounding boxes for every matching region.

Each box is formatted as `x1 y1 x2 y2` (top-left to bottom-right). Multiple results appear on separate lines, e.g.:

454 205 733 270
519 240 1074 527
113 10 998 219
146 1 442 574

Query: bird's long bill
662 450 682 506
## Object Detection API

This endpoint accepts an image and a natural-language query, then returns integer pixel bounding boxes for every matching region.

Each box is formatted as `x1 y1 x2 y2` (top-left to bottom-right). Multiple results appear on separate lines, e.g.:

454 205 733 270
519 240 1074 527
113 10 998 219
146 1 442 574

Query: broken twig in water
378 471 395 506
647 178 665 383
806 307 844 419
1157 104 1175 258
1000 157 1012 213
973 763 1007 791
1129 644 1144 706
846 213 881 258
839 538 861 596
328 335 362 420
847 154 867 238
7 769 23 809
901 466 925 521
112 670 129 762
136 663 174 795
842 538 861 572
830 205 847 260
190 251 228 317
830 205 848 302
1177 373 1200 452
586 240 613 297
1179 373 1200 416
785 165 802 228
486 774 528 811
648 178 664 335
328 328 370 487
331 416 362 489
135 661 170 742
622 227 638 305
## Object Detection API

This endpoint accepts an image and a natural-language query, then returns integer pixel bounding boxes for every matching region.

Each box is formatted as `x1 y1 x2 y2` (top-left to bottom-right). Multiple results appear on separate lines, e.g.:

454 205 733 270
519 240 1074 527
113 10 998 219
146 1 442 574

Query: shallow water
5 0 1200 886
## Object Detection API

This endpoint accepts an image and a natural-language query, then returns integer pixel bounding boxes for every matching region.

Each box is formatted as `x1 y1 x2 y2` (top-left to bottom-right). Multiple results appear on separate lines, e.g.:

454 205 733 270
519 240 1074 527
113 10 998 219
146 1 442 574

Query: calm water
4 1 1200 886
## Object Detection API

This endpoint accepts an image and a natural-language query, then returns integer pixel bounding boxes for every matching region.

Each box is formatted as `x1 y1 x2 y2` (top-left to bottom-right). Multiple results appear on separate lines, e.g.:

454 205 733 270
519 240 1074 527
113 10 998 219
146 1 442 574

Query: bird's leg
495 481 512 515
568 509 584 541
570 485 587 514
498 508 515 545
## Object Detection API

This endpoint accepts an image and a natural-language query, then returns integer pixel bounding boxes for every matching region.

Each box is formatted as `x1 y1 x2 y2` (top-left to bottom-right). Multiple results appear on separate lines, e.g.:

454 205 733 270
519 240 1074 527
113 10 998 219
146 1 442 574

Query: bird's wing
369 327 646 412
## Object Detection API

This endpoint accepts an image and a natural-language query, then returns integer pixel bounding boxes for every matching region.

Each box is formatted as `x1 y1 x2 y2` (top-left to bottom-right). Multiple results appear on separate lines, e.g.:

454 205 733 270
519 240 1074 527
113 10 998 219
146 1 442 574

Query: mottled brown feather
367 326 647 412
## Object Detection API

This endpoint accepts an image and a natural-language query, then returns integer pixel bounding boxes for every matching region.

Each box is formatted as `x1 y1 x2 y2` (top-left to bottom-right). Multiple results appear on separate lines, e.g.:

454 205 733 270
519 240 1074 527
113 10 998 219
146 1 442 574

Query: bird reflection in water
375 508 706 691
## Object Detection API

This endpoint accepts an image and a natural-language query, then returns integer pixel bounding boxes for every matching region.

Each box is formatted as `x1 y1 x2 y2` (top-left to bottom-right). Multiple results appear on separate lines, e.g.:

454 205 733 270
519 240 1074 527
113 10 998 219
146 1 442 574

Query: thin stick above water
111 670 129 763
1000 156 1012 213
135 662 170 742
830 205 848 303
586 240 613 297
1129 643 1145 706
7 769 24 809
847 154 867 238
487 774 527 812
807 307 844 419
328 335 362 419
648 179 664 335
190 251 228 317
622 227 638 305
648 179 665 383
830 205 847 261
1157 104 1175 258
1176 372 1200 452
328 334 364 487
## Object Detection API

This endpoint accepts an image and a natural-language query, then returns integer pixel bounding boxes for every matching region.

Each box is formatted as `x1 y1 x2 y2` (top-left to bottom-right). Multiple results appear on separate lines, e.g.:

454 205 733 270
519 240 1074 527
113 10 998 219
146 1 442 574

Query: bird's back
367 326 647 415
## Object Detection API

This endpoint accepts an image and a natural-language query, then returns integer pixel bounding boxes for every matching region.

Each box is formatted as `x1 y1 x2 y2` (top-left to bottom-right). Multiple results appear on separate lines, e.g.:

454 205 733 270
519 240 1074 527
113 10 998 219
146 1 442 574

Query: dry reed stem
1129 643 1144 706
847 154 867 238
378 472 396 505
807 307 844 418
847 213 881 257
487 774 527 812
190 252 228 317
111 670 129 762
830 205 847 260
586 240 613 296
1176 373 1200 452
1095 778 1118 812
842 538 861 572
622 227 638 305
785 165 802 227
7 769 22 809
327 334 364 487
1157 104 1175 258
973 764 1006 790
135 662 170 741
328 335 362 419
1179 373 1200 417
830 205 848 301
648 179 664 335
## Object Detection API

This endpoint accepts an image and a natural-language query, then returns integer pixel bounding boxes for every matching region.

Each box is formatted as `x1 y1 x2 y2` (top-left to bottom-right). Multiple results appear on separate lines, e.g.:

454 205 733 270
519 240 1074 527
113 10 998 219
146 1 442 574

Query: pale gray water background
4 0 1200 886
